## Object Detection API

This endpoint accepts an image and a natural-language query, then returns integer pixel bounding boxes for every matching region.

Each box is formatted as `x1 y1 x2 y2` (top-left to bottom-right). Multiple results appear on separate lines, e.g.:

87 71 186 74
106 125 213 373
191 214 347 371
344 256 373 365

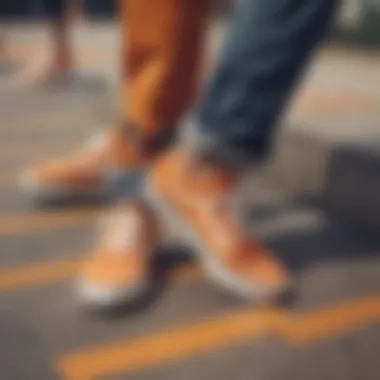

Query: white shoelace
99 210 144 254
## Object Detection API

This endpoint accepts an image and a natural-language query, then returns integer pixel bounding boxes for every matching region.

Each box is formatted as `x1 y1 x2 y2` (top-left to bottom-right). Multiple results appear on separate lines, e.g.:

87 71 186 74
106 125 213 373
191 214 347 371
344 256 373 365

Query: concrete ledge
265 112 380 235
324 141 380 235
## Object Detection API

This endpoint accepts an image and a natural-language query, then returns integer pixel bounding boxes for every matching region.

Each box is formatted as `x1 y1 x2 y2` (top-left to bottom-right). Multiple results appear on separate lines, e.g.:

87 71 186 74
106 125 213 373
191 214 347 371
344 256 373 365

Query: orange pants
121 0 209 136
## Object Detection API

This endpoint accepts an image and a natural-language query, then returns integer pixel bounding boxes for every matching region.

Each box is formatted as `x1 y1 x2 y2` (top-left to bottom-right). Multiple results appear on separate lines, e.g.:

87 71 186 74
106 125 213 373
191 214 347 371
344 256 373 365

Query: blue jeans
191 0 339 165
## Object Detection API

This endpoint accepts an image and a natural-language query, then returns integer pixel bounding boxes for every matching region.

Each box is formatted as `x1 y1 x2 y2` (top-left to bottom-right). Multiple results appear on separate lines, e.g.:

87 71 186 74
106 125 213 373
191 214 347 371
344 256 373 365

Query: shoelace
199 193 262 265
99 209 144 254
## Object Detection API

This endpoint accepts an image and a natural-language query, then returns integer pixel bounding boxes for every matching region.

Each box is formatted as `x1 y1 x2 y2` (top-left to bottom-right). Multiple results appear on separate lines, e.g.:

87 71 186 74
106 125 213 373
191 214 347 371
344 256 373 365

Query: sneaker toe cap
77 278 146 309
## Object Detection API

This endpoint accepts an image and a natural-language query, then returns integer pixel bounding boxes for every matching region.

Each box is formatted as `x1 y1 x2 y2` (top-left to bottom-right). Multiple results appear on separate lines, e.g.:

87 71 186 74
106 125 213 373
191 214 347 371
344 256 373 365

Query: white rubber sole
17 168 140 202
145 180 287 302
77 277 150 310
18 172 107 201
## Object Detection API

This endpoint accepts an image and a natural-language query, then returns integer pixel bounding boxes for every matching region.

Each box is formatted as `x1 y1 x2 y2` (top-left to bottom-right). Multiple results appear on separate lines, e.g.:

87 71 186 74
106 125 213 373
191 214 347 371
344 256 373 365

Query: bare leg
49 14 73 74
9 1 80 89
45 0 74 75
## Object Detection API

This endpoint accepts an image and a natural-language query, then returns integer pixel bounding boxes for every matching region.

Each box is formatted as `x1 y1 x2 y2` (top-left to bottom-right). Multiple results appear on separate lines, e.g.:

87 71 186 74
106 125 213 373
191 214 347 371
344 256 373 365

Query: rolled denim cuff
179 116 263 170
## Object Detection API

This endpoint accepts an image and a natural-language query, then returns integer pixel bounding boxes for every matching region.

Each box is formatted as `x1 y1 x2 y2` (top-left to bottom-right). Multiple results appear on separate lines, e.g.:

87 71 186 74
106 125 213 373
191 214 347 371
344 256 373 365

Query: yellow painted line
12 42 111 64
0 142 75 164
0 108 95 132
57 294 380 380
0 258 197 293
0 137 81 168
282 296 380 343
0 172 14 188
0 136 78 165
0 259 83 292
0 208 98 236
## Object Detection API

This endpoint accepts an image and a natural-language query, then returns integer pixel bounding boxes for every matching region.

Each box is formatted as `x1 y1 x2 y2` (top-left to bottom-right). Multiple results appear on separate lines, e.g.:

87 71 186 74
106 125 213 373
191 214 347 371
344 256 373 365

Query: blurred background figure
22 0 77 87
30 0 75 83
3 0 100 90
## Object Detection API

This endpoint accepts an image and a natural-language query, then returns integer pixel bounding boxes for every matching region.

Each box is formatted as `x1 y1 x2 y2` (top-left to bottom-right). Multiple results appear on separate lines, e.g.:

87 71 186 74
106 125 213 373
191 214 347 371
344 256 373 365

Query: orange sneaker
19 128 151 201
147 147 289 301
78 200 160 309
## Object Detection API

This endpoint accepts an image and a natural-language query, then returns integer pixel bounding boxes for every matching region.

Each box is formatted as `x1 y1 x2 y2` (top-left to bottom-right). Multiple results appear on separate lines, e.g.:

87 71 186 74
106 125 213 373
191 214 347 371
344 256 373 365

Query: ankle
119 122 175 158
